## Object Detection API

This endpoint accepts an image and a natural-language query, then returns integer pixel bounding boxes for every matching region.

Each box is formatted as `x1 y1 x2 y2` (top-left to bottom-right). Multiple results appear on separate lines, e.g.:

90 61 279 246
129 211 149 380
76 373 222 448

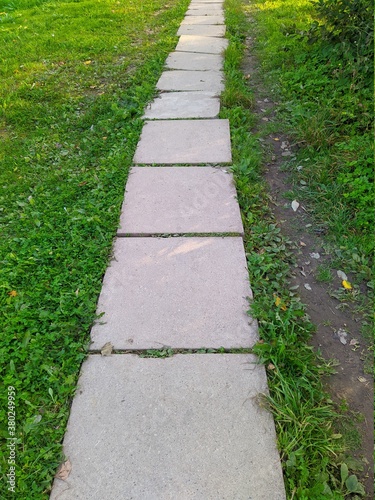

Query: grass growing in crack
0 0 190 497
223 0 369 497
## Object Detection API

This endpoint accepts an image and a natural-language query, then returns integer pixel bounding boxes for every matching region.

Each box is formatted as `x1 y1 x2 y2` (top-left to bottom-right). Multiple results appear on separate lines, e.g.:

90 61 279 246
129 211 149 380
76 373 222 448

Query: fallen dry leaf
299 241 306 247
267 363 276 370
101 342 113 356
336 328 348 345
291 200 300 212
310 252 320 259
337 270 348 281
358 377 367 383
55 459 72 481
349 338 359 346
274 295 287 311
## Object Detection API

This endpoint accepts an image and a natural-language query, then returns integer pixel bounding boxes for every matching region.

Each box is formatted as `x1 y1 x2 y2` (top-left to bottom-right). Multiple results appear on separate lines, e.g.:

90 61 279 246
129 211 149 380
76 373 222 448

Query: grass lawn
0 0 189 496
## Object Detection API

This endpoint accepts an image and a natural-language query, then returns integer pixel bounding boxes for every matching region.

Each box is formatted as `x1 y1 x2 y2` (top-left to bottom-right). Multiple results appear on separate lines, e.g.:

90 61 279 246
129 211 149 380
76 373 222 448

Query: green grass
222 0 372 497
0 0 190 497
245 0 373 259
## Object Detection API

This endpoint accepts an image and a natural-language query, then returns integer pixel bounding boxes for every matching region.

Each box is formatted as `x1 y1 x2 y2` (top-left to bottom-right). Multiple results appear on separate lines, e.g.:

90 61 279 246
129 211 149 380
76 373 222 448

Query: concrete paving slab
50 354 286 500
89 237 257 350
189 1 223 6
165 51 223 71
143 91 220 119
156 70 224 93
190 0 224 3
186 9 223 17
133 119 232 164
118 167 243 234
187 4 223 12
177 23 226 36
180 15 224 25
176 35 228 55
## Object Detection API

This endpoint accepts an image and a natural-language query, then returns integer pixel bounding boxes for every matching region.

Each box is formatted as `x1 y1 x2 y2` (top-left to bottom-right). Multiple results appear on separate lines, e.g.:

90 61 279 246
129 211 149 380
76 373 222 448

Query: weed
316 265 333 283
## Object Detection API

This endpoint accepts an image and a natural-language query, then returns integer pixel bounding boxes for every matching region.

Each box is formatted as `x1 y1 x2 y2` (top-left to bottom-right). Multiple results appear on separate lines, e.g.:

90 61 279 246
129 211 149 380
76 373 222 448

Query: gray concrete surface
90 237 257 350
165 51 223 71
143 91 220 119
156 70 224 93
133 119 232 164
188 2 223 8
177 24 225 36
118 167 243 235
180 15 224 25
50 354 286 500
176 35 228 54
186 8 223 17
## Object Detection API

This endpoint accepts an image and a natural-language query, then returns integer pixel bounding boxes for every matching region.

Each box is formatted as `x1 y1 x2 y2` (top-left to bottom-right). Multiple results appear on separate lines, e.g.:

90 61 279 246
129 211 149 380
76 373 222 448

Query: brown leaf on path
55 459 72 481
101 342 113 356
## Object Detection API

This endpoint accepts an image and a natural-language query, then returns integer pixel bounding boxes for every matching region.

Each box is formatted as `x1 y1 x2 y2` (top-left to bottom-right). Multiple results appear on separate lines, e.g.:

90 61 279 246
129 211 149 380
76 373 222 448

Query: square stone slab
134 119 232 164
190 0 224 3
90 237 257 350
189 1 223 7
176 35 228 55
50 354 286 500
186 7 223 16
187 4 223 13
177 24 226 36
118 167 243 235
165 52 223 71
156 70 223 93
143 91 220 119
180 15 224 25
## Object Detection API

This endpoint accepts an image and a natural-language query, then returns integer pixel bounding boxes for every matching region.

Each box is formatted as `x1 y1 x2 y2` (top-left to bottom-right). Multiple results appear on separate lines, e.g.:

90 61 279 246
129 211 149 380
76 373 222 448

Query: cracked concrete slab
156 70 223 93
177 24 226 36
118 167 243 235
165 52 223 71
143 91 220 119
50 354 286 500
133 119 232 165
176 35 228 54
89 237 257 350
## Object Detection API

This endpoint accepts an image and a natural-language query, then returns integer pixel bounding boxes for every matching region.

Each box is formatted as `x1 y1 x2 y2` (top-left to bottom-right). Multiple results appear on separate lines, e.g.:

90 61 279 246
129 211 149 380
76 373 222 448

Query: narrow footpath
51 1 286 498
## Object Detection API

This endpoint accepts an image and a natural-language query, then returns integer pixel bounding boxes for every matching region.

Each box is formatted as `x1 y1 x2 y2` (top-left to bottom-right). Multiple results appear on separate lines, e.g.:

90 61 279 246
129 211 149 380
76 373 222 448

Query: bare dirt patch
242 35 374 498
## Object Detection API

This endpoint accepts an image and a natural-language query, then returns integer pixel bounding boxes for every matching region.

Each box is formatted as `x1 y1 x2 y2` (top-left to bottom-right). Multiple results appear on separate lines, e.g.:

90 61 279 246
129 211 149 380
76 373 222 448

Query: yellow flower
8 290 17 297
342 280 352 290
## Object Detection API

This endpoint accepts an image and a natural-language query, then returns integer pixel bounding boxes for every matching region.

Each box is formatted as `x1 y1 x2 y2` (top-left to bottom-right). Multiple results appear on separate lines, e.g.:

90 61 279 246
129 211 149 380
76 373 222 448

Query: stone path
50 1 286 498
